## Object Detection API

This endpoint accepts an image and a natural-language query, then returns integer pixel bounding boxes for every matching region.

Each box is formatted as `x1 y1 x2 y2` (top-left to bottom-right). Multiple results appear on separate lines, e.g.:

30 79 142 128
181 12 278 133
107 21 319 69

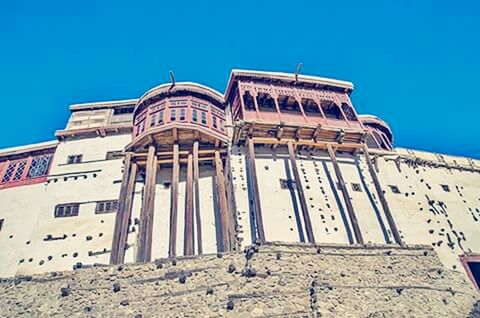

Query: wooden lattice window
341 103 358 121
54 203 80 218
27 155 51 178
95 200 118 214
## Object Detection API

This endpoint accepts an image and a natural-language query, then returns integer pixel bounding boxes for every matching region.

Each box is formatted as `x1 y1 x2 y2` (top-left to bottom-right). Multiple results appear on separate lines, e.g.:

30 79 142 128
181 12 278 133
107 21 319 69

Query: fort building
0 69 479 300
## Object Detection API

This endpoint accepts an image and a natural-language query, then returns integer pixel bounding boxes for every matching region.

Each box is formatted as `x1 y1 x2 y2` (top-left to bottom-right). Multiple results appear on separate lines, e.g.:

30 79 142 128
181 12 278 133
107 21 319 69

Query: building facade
0 69 479 291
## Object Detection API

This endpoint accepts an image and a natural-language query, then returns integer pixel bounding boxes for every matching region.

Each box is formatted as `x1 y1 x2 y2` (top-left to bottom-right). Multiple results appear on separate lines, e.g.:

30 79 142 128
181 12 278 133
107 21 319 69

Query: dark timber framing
136 145 157 262
246 136 266 243
110 153 137 264
193 141 202 254
214 150 230 251
327 144 364 244
169 143 180 258
184 153 194 255
362 145 403 246
287 141 315 243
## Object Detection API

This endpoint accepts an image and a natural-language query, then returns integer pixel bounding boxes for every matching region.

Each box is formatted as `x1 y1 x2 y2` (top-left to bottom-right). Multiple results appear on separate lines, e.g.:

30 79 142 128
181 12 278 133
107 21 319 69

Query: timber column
136 145 157 262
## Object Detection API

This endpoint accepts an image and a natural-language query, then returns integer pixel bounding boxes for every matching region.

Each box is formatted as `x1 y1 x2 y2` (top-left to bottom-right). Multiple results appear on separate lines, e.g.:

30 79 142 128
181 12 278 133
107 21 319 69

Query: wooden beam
246 136 266 243
363 146 403 246
193 141 202 254
287 142 315 243
327 144 364 244
110 153 132 264
136 145 157 262
168 143 180 258
251 137 362 150
184 153 194 255
312 124 322 141
116 162 137 264
215 150 230 251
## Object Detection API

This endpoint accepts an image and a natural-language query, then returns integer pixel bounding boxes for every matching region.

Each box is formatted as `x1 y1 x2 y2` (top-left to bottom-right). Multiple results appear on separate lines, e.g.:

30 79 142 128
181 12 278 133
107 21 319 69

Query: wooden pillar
168 143 179 258
193 141 202 254
246 137 266 243
327 144 364 244
111 153 136 264
287 141 315 243
184 153 194 255
363 146 403 245
136 145 157 262
215 150 230 251
117 162 137 264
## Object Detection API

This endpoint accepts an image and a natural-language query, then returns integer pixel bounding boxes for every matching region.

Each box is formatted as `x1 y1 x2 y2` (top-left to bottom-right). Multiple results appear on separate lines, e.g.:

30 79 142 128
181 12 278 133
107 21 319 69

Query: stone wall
1 243 478 317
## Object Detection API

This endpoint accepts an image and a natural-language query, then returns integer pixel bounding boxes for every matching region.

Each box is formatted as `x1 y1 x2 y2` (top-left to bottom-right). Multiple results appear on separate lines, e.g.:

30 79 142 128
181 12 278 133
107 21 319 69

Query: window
280 179 296 189
341 103 358 121
388 185 400 194
201 112 207 125
13 161 26 181
192 109 198 123
351 183 362 192
106 151 123 160
213 117 218 129
170 109 176 121
150 113 156 127
2 162 17 183
441 184 450 192
113 106 134 115
158 110 164 125
321 101 344 120
179 109 186 121
27 155 51 178
54 203 80 218
0 219 3 232
95 200 118 214
67 155 83 164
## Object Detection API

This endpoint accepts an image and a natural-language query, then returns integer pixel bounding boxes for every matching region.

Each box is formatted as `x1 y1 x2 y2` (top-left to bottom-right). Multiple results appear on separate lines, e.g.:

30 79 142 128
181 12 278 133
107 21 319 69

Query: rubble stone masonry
0 243 479 317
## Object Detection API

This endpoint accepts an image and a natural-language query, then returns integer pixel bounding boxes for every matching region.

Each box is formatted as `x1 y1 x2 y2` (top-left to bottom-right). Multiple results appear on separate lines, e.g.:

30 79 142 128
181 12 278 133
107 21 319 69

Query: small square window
279 179 296 189
351 183 362 192
67 155 83 164
106 151 123 160
389 185 400 194
441 184 450 192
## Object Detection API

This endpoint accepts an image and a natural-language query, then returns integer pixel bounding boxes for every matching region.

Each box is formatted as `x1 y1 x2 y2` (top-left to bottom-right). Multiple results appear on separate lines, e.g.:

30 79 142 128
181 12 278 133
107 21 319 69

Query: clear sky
0 1 478 158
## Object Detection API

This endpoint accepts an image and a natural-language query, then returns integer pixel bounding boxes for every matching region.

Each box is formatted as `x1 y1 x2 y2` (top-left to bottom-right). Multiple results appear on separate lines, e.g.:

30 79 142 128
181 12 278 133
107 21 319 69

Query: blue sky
0 1 478 158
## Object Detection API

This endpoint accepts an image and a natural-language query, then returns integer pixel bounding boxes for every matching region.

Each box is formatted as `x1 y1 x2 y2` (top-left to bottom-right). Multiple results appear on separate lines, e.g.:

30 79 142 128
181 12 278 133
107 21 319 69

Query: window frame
54 203 80 218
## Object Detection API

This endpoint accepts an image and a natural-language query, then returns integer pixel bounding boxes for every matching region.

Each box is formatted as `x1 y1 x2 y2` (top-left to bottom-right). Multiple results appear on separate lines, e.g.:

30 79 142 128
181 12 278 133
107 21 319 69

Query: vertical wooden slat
169 143 179 258
136 145 157 262
246 137 266 243
327 144 364 244
363 145 403 245
117 162 137 264
215 150 230 252
287 141 315 243
193 141 202 254
184 153 194 255
224 154 238 250
110 153 132 264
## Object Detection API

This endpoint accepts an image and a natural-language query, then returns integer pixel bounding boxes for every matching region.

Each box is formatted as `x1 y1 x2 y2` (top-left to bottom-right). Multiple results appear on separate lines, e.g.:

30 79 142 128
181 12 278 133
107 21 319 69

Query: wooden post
363 146 403 246
169 143 179 258
193 141 202 254
327 144 364 244
287 141 315 243
246 137 266 243
136 145 157 262
184 153 194 255
215 150 230 251
117 162 137 264
111 153 133 264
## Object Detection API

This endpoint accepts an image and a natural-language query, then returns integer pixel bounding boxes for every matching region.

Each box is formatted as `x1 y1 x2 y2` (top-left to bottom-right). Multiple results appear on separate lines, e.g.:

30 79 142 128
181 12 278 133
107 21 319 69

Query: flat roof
0 140 58 158
70 99 138 111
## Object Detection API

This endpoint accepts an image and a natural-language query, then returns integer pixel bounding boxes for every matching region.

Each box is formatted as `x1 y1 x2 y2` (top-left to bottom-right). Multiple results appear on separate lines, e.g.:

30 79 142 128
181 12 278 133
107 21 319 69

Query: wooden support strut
327 144 364 244
215 150 230 252
193 141 202 254
136 145 157 262
110 153 132 264
116 162 137 264
246 137 266 243
184 153 194 255
287 142 315 243
168 143 180 258
363 146 404 246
